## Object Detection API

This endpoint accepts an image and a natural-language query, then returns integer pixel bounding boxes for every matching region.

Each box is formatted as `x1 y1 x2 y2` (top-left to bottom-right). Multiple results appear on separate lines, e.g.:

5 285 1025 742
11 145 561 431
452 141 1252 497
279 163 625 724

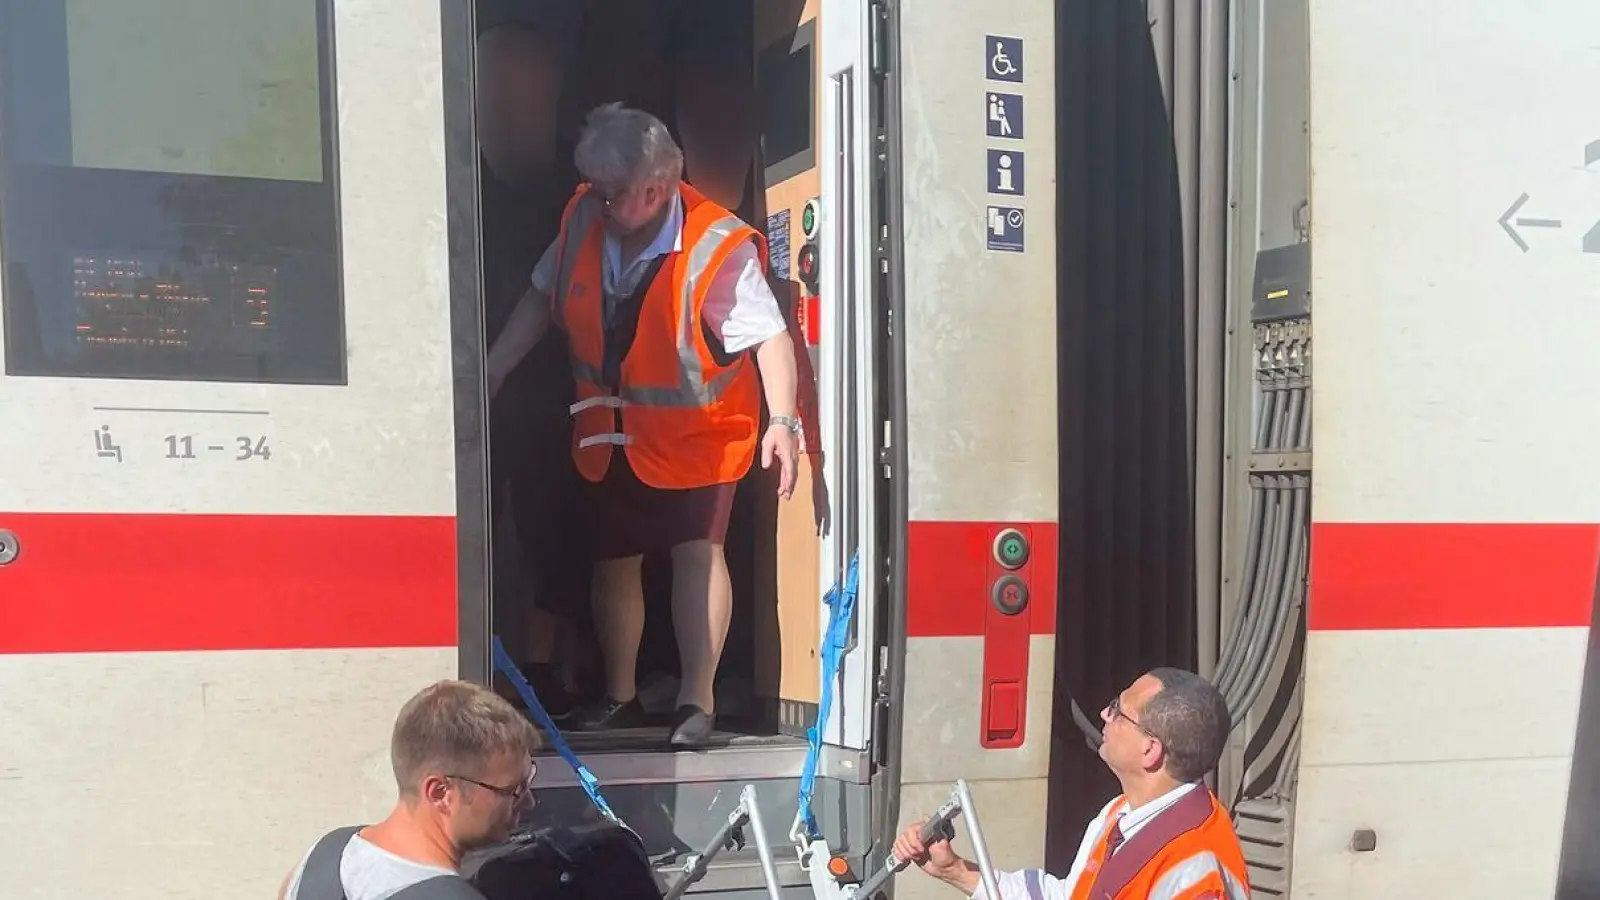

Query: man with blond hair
278 680 540 900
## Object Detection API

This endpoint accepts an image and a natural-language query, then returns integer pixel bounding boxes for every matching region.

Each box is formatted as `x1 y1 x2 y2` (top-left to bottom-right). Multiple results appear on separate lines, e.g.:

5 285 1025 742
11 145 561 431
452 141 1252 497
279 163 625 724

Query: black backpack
297 821 662 900
462 820 665 900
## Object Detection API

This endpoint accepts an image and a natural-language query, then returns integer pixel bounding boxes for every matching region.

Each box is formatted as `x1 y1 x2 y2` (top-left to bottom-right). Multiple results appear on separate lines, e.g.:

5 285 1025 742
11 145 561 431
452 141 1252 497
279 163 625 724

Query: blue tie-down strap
796 551 860 841
491 635 623 827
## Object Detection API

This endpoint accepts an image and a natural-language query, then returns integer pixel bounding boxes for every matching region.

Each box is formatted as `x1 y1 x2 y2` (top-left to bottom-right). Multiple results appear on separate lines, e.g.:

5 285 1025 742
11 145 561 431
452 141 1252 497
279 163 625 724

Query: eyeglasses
594 182 632 207
1106 697 1158 740
448 759 537 803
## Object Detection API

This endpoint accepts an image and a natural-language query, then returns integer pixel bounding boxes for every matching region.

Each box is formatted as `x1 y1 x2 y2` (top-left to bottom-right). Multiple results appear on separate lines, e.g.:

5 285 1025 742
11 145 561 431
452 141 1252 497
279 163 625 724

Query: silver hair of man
574 102 684 189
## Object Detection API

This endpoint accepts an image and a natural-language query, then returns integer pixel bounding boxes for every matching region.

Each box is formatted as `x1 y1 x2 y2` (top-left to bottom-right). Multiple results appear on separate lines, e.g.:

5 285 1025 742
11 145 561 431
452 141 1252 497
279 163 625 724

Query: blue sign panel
987 149 1024 196
986 92 1023 140
986 35 1024 83
986 206 1025 253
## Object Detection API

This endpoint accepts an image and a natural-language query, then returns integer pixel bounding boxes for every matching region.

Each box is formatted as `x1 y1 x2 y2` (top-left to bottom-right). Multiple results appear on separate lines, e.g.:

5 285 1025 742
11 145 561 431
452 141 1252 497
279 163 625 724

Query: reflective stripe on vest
556 201 748 412
569 395 632 447
1145 850 1250 900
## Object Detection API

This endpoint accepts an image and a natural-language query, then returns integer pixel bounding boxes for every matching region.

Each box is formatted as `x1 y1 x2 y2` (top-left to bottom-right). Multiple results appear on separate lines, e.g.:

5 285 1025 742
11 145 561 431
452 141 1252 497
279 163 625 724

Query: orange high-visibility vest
1070 787 1249 900
548 181 767 489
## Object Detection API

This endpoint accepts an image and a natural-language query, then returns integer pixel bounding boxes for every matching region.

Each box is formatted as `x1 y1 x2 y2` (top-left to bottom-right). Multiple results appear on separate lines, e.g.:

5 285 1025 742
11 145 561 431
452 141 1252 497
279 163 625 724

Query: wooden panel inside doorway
752 0 823 733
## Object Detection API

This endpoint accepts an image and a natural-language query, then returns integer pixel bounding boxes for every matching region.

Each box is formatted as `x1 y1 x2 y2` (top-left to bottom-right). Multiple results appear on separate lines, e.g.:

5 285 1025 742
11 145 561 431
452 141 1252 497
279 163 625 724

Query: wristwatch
769 415 802 436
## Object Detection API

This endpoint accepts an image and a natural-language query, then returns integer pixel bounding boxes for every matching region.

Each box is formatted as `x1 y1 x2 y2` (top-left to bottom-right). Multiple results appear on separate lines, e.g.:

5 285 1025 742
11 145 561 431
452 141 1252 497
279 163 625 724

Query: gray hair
1142 667 1231 783
573 102 684 188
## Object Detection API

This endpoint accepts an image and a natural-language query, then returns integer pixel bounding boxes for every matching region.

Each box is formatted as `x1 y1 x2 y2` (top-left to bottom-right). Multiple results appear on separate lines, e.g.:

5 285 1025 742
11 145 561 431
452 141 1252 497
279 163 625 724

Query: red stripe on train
0 513 458 654
906 520 1058 638
1309 522 1600 631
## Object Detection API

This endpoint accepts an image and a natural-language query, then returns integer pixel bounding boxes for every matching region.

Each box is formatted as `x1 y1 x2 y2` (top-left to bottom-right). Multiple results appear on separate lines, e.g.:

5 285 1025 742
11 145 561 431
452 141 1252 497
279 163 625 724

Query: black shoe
569 696 646 731
669 705 715 749
521 662 578 721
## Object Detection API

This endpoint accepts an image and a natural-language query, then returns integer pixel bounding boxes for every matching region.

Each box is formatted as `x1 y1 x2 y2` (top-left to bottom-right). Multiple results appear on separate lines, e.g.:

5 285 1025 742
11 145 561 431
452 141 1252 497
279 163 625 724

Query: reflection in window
0 0 345 384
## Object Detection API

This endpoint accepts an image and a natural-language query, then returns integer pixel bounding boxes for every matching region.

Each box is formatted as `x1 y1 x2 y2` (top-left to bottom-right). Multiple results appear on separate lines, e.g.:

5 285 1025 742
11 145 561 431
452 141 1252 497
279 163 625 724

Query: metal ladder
664 779 1000 900
663 784 785 900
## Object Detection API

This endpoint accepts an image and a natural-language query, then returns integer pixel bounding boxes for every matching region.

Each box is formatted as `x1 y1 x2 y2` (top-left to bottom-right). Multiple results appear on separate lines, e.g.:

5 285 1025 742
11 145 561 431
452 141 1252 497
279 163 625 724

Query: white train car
1 2 1595 899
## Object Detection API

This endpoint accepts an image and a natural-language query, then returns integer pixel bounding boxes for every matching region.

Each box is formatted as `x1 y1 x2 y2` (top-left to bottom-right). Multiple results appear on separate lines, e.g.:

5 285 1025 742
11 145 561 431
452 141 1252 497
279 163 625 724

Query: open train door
811 0 885 757
745 0 884 759
0 3 476 894
739 0 890 869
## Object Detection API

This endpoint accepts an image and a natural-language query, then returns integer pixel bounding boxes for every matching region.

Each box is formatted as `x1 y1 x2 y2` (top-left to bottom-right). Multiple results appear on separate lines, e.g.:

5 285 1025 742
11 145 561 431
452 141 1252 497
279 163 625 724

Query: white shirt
970 782 1200 900
283 834 456 900
530 191 788 354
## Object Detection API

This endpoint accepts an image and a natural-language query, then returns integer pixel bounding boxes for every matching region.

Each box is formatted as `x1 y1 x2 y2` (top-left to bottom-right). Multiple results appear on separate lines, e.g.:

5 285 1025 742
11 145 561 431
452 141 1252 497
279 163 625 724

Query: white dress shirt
530 191 788 354
969 782 1201 900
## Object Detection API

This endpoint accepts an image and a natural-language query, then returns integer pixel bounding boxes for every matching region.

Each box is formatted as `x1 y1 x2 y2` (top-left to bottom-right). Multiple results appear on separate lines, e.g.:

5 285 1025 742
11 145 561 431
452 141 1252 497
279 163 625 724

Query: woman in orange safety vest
486 102 801 748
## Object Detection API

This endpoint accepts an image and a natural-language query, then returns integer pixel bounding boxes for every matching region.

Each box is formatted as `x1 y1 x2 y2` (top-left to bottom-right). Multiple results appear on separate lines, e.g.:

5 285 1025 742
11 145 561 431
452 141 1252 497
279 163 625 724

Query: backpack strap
297 826 363 900
389 874 486 900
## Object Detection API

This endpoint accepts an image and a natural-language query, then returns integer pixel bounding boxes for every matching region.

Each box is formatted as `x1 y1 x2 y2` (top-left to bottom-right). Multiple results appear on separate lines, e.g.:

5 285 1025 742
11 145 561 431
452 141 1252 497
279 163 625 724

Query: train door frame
434 6 898 872
439 0 493 687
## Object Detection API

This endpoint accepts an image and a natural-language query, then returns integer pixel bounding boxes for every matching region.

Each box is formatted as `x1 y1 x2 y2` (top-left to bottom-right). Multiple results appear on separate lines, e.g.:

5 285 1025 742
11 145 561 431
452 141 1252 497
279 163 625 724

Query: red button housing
981 524 1034 748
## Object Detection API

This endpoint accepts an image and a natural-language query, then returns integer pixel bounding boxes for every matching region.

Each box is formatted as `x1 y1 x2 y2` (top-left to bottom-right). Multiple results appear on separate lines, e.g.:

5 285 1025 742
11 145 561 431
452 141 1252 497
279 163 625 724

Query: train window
0 0 345 385
758 19 815 186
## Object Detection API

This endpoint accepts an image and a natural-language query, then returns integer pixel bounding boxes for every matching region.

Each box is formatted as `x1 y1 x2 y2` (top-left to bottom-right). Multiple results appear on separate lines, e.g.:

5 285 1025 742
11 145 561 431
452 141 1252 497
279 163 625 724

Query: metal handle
855 799 958 898
0 528 18 565
855 780 999 900
831 69 858 604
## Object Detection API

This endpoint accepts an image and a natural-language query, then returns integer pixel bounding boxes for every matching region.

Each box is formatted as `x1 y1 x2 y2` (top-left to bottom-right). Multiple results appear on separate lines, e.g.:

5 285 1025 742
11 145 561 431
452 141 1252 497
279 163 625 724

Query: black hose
1222 476 1295 708
1299 383 1312 448
1254 380 1277 449
1266 384 1289 450
1216 483 1284 694
1229 483 1307 721
1211 489 1266 679
1214 388 1282 685
1281 386 1304 450
1273 714 1303 796
1222 384 1308 709
1072 701 1103 749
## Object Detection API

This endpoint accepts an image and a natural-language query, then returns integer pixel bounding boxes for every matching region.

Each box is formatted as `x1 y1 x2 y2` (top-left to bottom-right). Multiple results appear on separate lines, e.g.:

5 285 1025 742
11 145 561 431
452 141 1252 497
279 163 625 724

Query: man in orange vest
892 668 1249 900
486 102 800 749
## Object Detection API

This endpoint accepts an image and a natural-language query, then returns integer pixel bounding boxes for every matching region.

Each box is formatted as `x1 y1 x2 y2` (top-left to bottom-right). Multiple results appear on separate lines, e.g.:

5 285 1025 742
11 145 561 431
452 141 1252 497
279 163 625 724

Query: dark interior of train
474 0 814 751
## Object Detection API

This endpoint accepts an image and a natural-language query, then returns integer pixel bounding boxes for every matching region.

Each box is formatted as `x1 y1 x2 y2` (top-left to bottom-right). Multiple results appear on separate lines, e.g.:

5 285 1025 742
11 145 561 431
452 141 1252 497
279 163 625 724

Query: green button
993 528 1029 570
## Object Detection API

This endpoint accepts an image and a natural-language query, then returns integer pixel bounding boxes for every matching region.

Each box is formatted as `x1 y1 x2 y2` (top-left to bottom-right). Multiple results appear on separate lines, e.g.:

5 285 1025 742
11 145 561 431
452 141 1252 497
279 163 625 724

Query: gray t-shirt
285 833 457 900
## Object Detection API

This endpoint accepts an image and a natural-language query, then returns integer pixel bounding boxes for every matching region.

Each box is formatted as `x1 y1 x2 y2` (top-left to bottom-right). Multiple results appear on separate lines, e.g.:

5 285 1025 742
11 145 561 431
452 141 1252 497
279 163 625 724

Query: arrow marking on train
1498 194 1562 252
1500 193 1533 251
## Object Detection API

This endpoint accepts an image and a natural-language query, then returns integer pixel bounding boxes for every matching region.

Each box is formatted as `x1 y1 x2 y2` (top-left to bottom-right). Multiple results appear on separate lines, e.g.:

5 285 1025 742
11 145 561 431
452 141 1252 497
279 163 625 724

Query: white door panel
819 0 880 751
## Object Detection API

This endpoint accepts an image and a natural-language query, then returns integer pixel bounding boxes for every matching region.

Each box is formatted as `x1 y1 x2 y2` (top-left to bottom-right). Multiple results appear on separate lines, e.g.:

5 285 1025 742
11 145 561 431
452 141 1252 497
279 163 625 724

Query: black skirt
583 450 737 560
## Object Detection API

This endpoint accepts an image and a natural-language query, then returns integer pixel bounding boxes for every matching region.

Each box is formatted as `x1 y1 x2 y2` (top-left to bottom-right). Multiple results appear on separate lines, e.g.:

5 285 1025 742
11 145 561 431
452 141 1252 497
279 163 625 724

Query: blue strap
491 635 623 827
797 551 860 839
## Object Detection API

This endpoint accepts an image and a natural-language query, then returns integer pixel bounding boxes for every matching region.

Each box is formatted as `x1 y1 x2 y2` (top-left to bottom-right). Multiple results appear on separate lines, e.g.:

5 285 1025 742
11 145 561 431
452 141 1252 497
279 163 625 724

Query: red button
986 681 1021 742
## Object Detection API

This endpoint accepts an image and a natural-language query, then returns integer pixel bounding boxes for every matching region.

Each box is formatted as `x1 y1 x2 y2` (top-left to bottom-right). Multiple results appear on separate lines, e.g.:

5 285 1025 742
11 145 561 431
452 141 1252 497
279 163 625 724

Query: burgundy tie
1105 817 1126 856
